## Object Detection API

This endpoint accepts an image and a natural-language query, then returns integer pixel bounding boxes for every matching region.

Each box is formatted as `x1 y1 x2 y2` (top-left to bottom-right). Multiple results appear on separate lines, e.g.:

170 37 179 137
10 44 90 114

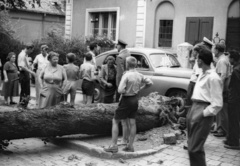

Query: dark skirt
81 79 94 96
2 72 19 97
114 95 138 120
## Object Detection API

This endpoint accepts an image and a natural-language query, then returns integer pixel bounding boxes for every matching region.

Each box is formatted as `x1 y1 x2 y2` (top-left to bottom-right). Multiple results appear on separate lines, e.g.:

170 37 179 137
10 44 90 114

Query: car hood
154 67 192 79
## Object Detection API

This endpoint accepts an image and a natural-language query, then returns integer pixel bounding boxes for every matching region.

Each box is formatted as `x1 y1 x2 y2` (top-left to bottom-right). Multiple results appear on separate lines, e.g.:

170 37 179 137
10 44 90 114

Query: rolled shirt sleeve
203 77 223 117
142 75 153 86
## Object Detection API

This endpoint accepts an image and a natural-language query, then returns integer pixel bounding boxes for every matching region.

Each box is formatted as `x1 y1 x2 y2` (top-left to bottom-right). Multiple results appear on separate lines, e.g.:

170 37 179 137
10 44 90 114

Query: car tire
94 83 102 103
167 89 187 99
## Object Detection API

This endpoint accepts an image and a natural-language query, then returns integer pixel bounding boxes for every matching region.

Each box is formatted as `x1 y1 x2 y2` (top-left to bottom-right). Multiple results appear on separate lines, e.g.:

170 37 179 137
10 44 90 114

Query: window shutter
185 18 200 45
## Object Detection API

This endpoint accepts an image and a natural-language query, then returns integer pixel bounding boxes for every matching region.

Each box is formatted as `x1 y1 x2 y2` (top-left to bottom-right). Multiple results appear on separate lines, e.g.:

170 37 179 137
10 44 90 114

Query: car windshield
149 53 181 68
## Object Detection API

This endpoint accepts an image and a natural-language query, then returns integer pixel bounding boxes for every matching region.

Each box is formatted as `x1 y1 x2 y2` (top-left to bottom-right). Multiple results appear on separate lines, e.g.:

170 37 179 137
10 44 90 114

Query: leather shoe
224 144 240 150
213 132 226 137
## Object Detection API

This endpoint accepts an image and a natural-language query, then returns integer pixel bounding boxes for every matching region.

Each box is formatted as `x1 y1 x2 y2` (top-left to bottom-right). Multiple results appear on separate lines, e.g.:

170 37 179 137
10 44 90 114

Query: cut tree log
0 93 185 140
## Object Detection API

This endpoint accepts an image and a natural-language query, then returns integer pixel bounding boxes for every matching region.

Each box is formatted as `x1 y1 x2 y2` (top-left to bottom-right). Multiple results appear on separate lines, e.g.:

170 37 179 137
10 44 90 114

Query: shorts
63 80 78 96
114 95 138 120
81 79 94 96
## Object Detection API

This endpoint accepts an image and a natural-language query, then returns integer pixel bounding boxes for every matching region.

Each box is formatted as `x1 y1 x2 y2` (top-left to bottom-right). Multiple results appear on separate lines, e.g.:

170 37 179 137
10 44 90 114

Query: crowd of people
185 38 240 166
0 37 239 165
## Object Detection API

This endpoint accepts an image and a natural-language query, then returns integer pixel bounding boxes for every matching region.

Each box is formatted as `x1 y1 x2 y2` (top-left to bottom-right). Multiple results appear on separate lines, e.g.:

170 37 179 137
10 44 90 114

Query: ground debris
68 154 81 161
147 159 164 165
85 162 97 166
119 158 127 164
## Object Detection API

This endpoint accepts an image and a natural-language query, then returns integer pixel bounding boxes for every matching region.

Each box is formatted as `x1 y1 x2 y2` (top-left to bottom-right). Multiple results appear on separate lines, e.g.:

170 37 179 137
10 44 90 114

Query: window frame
158 20 173 47
85 7 120 42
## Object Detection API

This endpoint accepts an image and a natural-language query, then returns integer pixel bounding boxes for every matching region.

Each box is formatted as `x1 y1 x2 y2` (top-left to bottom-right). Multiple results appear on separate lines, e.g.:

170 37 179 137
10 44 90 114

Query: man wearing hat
33 45 49 108
116 39 130 89
115 39 131 145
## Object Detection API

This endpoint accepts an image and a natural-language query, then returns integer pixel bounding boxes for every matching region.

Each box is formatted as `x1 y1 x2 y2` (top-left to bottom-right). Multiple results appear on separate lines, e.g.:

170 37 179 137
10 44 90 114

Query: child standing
63 53 80 106
104 56 153 153
79 52 96 104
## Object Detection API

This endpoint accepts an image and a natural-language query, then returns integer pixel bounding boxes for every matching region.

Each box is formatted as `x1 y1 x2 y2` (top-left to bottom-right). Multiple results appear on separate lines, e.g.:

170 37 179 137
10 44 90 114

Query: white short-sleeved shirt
33 53 49 71
18 49 29 70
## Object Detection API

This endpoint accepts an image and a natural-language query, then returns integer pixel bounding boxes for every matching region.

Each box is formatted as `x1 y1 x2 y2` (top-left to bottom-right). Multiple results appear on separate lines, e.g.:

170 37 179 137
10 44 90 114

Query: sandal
122 146 134 152
104 145 118 153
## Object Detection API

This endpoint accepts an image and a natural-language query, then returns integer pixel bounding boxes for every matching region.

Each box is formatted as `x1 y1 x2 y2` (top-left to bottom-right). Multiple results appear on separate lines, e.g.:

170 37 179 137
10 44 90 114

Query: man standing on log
18 44 35 107
187 48 223 166
104 56 153 153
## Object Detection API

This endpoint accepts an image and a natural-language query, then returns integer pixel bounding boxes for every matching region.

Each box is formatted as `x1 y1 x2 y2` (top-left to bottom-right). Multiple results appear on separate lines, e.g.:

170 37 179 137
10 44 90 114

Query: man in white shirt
212 43 231 137
18 44 35 107
187 48 223 166
33 45 49 107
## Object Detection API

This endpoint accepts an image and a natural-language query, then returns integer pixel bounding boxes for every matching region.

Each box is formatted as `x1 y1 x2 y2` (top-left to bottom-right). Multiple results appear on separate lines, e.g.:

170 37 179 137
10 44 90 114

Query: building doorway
226 0 240 51
185 17 213 45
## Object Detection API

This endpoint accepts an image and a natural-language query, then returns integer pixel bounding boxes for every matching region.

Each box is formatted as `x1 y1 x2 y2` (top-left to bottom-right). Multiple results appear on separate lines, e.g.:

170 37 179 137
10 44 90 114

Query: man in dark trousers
187 48 223 166
224 50 240 150
115 39 131 145
17 44 35 107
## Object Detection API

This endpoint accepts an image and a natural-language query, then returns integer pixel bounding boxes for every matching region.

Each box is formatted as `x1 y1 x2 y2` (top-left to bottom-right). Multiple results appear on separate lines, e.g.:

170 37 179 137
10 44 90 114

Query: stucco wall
72 0 138 47
145 0 234 50
10 11 65 44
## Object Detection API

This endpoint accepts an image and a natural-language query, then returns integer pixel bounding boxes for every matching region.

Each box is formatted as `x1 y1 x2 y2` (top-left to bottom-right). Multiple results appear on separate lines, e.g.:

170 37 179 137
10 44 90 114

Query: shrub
31 27 87 67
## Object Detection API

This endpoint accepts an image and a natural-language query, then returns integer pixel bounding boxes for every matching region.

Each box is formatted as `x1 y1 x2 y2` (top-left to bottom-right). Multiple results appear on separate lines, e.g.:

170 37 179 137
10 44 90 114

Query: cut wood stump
0 92 185 140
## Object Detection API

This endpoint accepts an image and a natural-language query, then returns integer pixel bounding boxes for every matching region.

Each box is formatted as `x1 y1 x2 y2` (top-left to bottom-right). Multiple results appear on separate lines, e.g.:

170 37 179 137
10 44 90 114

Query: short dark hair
193 43 209 53
25 43 34 50
229 50 240 62
66 53 76 63
89 43 97 51
126 56 137 69
7 52 16 60
85 52 92 61
214 43 226 53
48 51 59 61
198 48 213 66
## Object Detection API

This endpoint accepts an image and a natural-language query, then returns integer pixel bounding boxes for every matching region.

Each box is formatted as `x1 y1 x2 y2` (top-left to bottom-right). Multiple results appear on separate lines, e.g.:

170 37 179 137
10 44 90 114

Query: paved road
0 86 239 166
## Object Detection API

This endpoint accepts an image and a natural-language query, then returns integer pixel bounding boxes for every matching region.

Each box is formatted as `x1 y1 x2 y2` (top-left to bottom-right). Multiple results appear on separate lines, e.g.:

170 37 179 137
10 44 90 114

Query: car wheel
167 89 187 99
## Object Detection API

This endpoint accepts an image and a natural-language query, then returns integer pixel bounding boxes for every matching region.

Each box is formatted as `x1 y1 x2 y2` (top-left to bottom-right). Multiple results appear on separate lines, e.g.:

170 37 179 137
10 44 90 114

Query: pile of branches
139 92 187 129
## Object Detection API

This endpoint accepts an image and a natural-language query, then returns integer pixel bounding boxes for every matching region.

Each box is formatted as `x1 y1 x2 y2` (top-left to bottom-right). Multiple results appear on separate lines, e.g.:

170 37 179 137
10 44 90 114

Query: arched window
155 2 175 48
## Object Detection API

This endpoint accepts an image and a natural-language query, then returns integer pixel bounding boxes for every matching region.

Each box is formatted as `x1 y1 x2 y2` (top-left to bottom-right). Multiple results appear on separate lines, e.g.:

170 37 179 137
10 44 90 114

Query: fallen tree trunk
0 93 186 140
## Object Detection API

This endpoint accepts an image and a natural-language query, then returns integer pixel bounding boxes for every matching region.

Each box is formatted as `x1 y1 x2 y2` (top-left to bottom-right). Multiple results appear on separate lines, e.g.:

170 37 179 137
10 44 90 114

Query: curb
52 139 169 159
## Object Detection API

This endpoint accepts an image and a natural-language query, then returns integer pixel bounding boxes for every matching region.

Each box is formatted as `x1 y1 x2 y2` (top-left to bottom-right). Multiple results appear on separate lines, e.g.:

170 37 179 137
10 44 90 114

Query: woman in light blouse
39 51 67 108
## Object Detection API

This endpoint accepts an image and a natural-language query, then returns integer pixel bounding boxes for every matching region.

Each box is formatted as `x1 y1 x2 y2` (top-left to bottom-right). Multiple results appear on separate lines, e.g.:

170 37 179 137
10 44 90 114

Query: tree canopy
0 0 41 10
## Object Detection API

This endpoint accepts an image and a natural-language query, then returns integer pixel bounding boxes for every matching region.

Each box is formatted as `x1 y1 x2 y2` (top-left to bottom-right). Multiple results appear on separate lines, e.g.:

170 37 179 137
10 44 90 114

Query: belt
192 99 210 105
45 81 61 85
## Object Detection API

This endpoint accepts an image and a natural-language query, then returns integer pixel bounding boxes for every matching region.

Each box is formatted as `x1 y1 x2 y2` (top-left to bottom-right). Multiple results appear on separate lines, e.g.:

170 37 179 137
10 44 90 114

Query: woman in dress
99 56 117 103
2 52 19 105
39 51 67 108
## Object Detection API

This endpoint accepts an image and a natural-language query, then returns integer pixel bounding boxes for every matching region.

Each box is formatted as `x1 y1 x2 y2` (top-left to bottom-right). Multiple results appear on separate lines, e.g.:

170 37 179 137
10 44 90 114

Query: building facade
9 0 66 44
66 0 240 51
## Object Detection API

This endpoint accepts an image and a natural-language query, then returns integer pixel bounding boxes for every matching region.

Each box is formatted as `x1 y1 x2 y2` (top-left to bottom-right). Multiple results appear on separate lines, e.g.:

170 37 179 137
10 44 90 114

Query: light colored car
93 47 193 101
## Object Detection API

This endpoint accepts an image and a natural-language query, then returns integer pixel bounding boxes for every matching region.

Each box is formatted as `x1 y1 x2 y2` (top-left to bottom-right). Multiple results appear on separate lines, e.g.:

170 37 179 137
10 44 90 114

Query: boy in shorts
79 53 96 104
104 56 153 153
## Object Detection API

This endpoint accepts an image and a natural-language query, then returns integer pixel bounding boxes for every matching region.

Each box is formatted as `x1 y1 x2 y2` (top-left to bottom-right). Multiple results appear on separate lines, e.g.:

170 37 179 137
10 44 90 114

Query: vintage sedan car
93 47 192 101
